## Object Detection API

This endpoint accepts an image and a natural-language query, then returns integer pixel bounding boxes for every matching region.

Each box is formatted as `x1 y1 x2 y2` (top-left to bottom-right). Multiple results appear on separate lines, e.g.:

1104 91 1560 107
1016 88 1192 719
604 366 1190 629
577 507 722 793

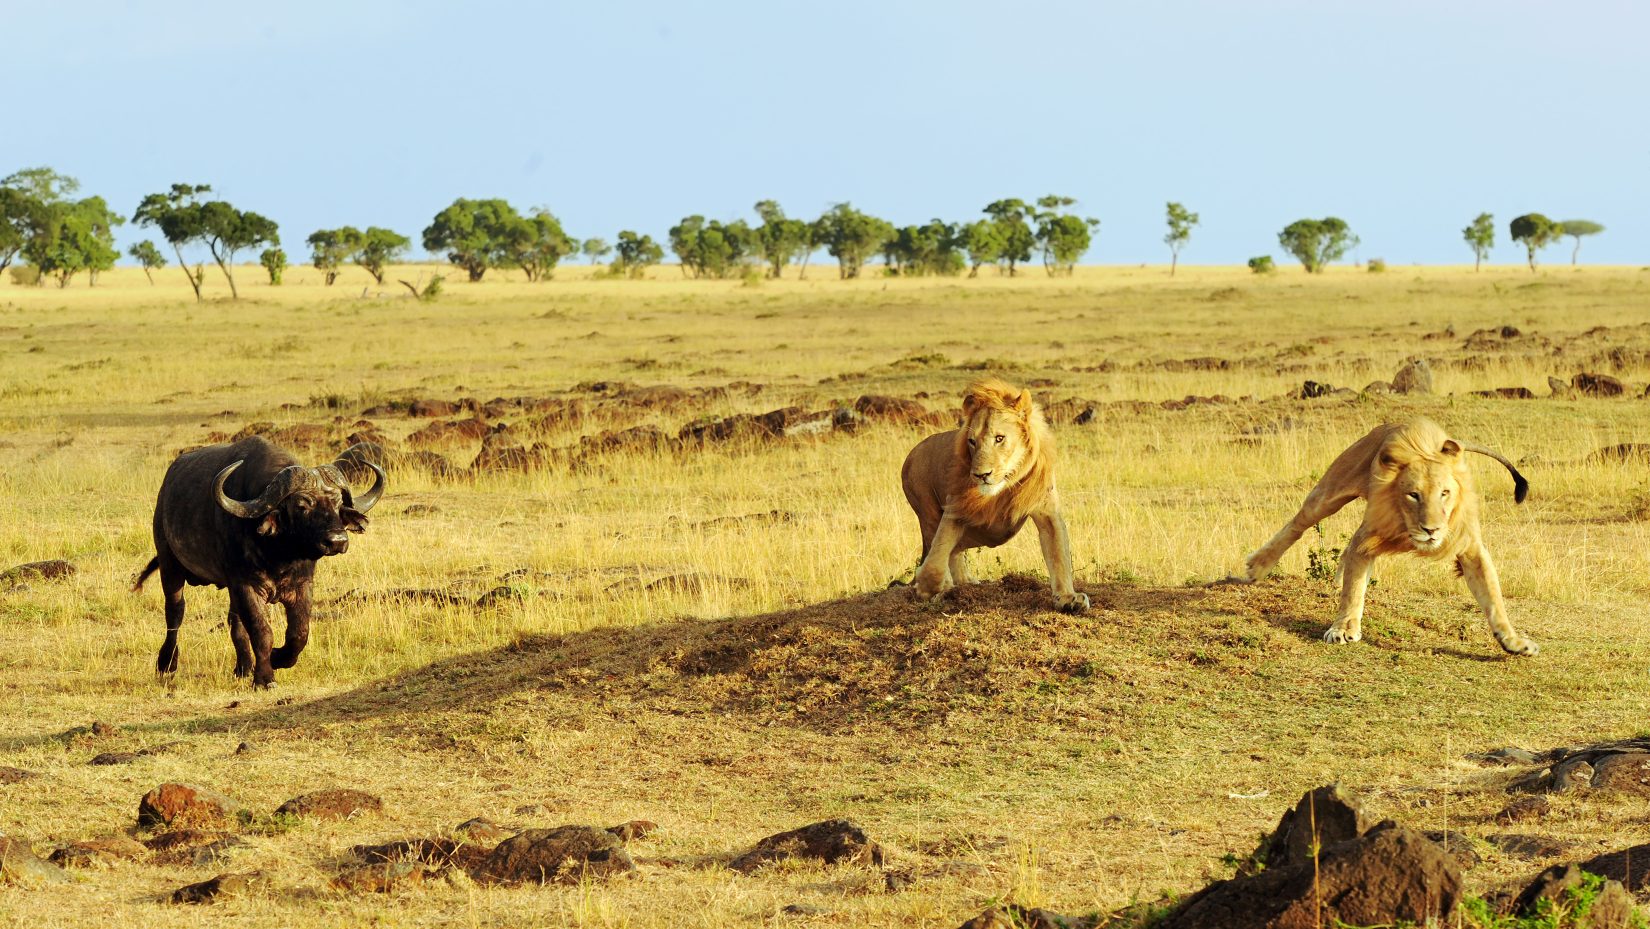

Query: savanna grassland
3 262 1650 926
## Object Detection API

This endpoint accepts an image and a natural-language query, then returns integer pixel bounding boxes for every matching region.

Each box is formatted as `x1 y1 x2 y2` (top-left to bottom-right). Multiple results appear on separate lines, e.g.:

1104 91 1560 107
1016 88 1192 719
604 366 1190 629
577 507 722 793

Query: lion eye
1440 489 1450 498
993 434 1005 444
1406 492 1421 502
967 438 977 448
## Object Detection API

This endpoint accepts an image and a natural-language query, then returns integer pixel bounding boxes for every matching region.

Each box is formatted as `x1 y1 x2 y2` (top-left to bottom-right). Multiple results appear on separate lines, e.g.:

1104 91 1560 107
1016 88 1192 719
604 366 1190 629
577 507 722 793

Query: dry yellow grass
3 262 1650 925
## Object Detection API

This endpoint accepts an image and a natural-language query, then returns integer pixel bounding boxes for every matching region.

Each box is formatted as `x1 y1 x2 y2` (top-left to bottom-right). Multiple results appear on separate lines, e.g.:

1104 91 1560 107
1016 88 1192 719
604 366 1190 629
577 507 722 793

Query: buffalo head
213 456 385 559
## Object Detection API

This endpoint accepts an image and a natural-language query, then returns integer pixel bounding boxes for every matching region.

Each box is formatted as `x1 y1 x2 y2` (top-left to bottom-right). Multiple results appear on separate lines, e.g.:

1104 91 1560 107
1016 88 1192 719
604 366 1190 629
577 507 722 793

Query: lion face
1389 442 1463 552
963 406 1031 497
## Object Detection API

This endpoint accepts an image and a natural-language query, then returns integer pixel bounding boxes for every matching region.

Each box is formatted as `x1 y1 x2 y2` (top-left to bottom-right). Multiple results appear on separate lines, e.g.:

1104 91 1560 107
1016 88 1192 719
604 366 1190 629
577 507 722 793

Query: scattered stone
957 903 1097 929
351 837 490 873
1362 380 1394 395
1243 783 1368 875
1573 372 1625 397
0 560 76 587
1471 387 1537 400
332 860 426 893
470 826 635 885
1161 821 1461 929
234 742 256 756
408 399 458 418
472 431 532 472
1495 795 1551 824
275 788 383 821
1551 757 1596 794
0 767 40 784
883 868 914 892
607 820 657 843
49 833 149 868
91 720 118 737
781 903 831 917
169 871 263 904
1392 357 1434 394
0 836 72 886
1512 864 1636 927
1577 842 1650 894
138 783 246 829
729 819 884 874
1423 830 1482 871
142 829 235 865
90 751 141 766
403 503 440 516
1485 833 1570 858
1548 376 1573 398
454 818 512 845
1474 747 1541 766
1590 753 1650 795
190 836 251 867
1297 380 1335 400
1589 444 1650 464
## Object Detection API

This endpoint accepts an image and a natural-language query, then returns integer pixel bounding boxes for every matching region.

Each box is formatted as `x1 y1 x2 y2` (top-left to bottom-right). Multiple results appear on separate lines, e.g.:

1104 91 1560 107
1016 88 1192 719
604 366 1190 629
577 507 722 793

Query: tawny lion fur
1239 418 1537 655
901 378 1088 613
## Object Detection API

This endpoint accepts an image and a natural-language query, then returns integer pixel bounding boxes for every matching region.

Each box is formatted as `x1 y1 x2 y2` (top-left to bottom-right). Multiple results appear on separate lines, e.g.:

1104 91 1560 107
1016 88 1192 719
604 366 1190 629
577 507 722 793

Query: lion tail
1462 443 1530 504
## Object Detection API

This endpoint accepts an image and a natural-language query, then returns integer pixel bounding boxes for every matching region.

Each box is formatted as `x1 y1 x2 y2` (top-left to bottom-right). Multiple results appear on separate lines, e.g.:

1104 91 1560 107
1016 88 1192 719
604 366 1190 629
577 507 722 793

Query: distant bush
8 265 41 286
1367 258 1387 273
1247 255 1275 275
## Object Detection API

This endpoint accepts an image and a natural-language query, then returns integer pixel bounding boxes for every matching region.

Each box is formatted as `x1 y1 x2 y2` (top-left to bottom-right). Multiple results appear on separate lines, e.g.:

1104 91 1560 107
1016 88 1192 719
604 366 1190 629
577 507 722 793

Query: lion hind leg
1323 531 1375 644
1458 544 1538 656
1244 487 1360 581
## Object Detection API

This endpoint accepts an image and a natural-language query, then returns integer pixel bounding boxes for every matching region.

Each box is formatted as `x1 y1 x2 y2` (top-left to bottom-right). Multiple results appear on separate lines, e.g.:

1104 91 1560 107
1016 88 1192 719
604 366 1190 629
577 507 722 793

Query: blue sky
5 0 1645 266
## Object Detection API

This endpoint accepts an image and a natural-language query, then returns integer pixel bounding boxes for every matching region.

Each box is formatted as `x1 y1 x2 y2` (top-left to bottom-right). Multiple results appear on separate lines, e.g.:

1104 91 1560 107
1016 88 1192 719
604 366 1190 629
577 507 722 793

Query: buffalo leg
226 602 254 678
270 582 311 670
155 563 187 675
229 585 277 688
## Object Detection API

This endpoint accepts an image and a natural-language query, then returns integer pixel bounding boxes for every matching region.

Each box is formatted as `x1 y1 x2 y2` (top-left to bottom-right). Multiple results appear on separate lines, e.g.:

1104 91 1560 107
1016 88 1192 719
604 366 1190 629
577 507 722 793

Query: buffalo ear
342 507 368 534
255 513 280 537
1440 439 1462 457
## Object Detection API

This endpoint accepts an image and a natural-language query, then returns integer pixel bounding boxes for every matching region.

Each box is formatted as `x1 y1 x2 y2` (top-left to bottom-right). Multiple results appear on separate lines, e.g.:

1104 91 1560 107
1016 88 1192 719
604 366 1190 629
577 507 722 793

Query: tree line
0 166 1611 297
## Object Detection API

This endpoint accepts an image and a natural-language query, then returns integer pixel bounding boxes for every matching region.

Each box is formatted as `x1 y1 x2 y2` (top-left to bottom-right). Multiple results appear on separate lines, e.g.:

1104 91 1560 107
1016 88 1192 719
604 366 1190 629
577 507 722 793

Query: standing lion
901 378 1089 613
1237 418 1538 655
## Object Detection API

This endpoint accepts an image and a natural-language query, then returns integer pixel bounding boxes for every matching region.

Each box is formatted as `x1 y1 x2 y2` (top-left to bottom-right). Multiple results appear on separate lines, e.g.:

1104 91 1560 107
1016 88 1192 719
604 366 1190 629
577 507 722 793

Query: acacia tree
129 240 167 284
307 227 358 285
0 188 27 277
1462 212 1495 271
668 215 753 279
959 219 1005 277
197 200 278 298
812 203 893 279
1509 213 1561 272
1277 217 1357 273
23 195 123 288
352 227 410 284
1032 195 1098 276
611 230 663 278
886 220 964 276
132 183 212 301
422 198 522 282
504 208 576 281
2 169 82 283
982 199 1036 276
752 200 808 279
581 237 611 265
260 247 286 285
1164 202 1199 276
1559 219 1604 265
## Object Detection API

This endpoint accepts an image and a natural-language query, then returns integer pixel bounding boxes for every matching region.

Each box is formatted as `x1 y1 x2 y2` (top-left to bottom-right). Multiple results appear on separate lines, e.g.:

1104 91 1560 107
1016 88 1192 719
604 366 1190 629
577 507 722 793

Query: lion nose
1421 526 1441 536
974 470 993 480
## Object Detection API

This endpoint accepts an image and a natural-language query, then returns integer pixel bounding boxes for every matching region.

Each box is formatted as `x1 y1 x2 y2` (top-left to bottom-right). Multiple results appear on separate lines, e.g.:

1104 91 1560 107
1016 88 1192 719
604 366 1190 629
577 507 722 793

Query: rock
1160 821 1462 929
234 742 256 756
0 560 76 587
1362 380 1394 395
1577 842 1650 894
275 788 383 820
1392 358 1434 394
1485 833 1570 858
49 833 148 868
352 837 491 873
138 783 245 829
1512 864 1637 927
0 836 72 886
1589 753 1650 795
1551 758 1596 794
1495 795 1551 824
454 818 512 845
1474 747 1541 766
331 860 425 893
1471 387 1537 399
402 503 440 517
334 442 389 483
1549 376 1574 398
853 395 947 426
471 825 636 885
408 399 457 417
169 871 263 904
1423 830 1482 871
729 819 884 874
142 829 236 865
90 751 141 765
781 903 831 916
471 431 532 472
91 720 118 737
190 836 250 867
0 766 41 783
957 904 1096 929
607 820 658 843
1573 372 1625 397
1297 380 1335 400
1244 784 1369 875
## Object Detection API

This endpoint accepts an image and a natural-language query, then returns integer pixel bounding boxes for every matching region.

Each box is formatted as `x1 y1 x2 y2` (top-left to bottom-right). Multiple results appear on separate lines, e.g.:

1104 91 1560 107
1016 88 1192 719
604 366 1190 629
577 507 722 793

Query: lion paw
1498 635 1540 657
912 571 950 602
1056 592 1091 614
1322 626 1362 644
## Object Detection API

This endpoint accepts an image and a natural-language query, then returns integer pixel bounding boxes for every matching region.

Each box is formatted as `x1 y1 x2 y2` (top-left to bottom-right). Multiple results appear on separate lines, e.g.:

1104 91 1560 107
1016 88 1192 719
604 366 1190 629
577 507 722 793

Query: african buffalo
134 436 384 688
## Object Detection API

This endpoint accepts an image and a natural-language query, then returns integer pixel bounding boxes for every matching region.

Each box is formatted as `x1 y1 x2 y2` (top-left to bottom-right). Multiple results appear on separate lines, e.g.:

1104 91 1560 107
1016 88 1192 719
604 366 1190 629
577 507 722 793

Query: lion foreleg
914 513 966 601
1032 507 1089 614
1244 486 1361 581
1324 531 1375 644
1458 544 1539 656
948 549 972 586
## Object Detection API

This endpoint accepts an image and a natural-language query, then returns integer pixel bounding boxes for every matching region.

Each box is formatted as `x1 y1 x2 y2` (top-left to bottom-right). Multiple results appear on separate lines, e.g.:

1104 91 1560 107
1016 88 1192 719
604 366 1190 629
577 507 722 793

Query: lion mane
944 377 1056 530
